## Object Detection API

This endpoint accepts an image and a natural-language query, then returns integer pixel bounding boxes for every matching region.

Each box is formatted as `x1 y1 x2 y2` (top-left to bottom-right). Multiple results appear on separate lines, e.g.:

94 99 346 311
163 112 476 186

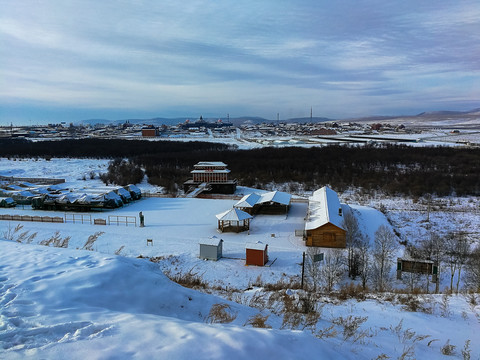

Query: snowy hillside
0 241 344 359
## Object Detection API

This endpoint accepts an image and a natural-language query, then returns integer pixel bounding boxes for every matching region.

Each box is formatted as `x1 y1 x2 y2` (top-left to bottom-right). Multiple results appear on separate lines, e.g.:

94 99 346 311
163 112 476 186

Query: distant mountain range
78 108 480 129
79 115 334 127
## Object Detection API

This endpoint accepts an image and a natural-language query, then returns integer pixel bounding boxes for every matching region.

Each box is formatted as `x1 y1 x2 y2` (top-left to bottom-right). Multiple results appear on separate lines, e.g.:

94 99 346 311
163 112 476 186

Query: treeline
1 138 479 196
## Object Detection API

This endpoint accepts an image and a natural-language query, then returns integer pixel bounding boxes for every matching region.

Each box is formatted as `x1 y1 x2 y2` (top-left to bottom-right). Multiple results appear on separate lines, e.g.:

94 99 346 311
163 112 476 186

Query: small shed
199 236 223 261
216 208 253 233
246 241 268 266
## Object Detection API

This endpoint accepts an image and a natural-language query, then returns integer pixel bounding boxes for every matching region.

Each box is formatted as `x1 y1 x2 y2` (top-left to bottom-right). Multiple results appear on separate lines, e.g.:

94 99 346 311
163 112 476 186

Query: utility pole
301 251 305 289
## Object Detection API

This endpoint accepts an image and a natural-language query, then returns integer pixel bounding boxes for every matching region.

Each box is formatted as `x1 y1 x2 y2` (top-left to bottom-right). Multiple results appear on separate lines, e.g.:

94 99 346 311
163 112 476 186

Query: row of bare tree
304 209 480 294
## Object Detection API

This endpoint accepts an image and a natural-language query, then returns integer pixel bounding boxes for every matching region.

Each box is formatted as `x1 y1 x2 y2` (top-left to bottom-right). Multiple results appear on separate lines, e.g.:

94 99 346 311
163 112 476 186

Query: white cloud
0 0 479 123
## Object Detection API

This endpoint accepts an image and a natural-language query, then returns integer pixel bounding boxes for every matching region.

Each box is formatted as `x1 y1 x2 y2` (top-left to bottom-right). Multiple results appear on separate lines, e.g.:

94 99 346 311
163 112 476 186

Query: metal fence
108 215 137 227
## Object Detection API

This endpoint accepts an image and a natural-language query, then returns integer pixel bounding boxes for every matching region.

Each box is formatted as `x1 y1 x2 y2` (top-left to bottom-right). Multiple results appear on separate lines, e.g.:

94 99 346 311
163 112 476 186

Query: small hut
246 241 268 266
199 236 223 261
216 208 253 233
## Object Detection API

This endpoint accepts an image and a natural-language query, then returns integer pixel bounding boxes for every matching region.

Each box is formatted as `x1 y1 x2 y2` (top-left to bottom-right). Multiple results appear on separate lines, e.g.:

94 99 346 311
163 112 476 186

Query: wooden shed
199 236 223 261
304 186 346 248
246 242 268 266
216 208 253 233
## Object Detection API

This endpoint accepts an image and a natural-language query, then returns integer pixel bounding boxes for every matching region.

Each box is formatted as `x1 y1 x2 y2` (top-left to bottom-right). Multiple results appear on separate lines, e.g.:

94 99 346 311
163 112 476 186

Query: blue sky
1 0 479 125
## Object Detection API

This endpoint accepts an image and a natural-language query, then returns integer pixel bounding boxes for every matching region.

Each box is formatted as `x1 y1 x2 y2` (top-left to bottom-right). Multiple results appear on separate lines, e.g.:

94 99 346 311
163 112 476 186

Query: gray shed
199 236 223 261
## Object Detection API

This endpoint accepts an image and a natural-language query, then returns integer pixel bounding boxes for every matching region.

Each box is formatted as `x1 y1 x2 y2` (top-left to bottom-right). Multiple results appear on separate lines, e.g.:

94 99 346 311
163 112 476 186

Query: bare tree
419 231 444 293
465 244 480 292
305 247 323 292
357 234 371 290
342 208 362 279
319 249 345 292
444 231 470 293
372 225 399 292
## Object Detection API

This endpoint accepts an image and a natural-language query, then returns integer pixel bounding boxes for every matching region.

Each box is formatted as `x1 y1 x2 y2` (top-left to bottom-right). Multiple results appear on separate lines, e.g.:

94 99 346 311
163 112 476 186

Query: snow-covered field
1 158 479 359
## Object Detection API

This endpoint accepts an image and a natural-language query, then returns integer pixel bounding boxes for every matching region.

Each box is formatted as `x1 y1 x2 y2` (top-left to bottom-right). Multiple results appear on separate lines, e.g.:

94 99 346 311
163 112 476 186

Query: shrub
205 303 237 324
441 340 456 356
244 313 271 328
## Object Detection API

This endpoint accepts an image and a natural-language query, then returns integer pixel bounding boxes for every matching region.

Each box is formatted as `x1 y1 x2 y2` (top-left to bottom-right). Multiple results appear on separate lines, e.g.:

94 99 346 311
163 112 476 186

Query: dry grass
205 303 237 324
82 231 104 251
244 313 271 328
441 340 456 356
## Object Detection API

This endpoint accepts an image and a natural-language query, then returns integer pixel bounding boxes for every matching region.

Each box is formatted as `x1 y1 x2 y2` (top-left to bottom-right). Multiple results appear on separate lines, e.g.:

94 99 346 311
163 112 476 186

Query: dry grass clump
441 339 456 356
336 282 367 301
244 313 271 328
166 269 208 290
205 303 237 324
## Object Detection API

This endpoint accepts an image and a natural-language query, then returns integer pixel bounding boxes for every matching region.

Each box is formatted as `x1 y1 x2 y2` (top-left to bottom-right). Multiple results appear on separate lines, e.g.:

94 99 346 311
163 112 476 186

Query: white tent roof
305 186 345 231
216 208 253 221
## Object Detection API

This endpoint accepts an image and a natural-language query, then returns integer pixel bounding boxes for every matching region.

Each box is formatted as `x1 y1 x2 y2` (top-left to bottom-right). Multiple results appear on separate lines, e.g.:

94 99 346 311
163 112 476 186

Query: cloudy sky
1 0 479 125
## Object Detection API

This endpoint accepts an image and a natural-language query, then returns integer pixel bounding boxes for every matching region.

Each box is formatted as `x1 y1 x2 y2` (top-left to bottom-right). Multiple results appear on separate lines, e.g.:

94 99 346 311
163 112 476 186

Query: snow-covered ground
1 158 479 359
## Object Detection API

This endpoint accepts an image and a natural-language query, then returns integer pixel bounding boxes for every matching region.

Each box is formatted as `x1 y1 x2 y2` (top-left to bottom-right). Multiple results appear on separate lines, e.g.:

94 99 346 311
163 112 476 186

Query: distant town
1 114 479 147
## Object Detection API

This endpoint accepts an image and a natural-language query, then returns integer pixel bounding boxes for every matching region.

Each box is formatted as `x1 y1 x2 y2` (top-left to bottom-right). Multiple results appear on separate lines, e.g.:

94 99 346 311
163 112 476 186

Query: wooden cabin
199 236 223 261
304 186 346 248
246 242 268 266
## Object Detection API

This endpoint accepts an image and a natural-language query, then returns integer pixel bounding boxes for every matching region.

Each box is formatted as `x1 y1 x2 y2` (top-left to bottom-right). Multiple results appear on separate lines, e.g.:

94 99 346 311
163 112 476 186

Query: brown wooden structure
216 208 252 233
396 258 439 282
305 223 346 248
246 242 268 266
304 186 346 248
183 162 237 194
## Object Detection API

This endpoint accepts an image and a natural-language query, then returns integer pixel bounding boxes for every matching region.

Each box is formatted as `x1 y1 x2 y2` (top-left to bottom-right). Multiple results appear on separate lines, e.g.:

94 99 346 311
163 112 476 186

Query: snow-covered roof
246 241 267 251
234 193 261 208
199 236 223 246
258 191 291 206
191 169 230 174
216 208 253 221
305 186 345 231
194 162 227 167
234 191 291 208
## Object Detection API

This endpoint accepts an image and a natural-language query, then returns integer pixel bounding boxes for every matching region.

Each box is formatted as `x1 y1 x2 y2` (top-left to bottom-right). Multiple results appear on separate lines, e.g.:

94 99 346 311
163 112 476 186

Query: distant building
141 126 159 137
183 162 237 194
304 186 346 248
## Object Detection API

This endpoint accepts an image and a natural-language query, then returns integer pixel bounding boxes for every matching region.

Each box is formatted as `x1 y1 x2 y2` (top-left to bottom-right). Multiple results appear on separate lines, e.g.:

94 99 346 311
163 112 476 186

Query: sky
1 0 480 125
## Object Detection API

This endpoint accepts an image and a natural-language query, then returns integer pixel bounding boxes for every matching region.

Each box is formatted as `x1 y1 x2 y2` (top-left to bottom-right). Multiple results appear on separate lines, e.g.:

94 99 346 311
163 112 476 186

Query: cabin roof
305 186 345 231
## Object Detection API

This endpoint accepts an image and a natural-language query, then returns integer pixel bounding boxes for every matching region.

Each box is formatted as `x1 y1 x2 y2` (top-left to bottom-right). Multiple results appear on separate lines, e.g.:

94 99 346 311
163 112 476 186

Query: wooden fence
0 214 64 223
